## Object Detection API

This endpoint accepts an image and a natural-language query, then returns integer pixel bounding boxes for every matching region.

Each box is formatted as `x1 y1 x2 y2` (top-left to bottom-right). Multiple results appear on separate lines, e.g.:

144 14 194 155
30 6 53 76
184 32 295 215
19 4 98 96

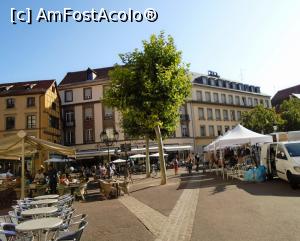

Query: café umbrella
112 159 127 164
129 154 146 158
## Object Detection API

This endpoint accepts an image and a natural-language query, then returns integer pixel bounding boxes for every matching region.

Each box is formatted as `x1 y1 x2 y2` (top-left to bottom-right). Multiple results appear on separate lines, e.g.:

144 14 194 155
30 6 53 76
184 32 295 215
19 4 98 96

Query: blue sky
1 0 300 97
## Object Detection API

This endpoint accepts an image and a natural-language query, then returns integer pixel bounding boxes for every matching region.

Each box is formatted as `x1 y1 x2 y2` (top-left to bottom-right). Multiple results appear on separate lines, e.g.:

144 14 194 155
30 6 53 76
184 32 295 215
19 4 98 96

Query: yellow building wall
0 83 62 174
0 94 41 138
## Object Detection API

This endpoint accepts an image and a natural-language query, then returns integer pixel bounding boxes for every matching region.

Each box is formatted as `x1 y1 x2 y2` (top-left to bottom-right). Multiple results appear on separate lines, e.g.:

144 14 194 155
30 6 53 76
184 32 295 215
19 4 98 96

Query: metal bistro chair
54 220 88 241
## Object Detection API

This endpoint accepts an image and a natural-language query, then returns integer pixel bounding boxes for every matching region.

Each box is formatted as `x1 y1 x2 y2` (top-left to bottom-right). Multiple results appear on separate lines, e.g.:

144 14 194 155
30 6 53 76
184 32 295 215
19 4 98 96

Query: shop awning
164 145 193 151
0 130 75 198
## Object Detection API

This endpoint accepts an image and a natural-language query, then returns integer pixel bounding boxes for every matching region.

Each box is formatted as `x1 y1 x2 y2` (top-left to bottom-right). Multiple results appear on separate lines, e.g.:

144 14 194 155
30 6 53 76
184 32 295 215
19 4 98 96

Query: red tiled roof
0 79 55 96
59 67 114 86
271 84 300 107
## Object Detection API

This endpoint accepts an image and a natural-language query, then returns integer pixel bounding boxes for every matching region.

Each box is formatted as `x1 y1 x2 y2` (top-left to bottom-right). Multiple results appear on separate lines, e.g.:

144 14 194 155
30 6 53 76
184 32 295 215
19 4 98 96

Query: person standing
47 165 58 194
173 155 179 175
195 154 200 172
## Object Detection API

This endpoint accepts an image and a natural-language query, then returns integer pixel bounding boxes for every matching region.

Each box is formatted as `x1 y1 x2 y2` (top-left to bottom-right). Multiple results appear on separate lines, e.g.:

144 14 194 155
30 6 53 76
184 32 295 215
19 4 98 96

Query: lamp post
100 129 119 176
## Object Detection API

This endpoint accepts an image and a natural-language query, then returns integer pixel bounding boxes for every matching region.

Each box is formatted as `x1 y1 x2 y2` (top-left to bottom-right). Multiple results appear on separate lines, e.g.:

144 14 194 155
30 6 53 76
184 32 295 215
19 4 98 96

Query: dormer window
24 84 36 89
87 68 96 81
0 85 13 92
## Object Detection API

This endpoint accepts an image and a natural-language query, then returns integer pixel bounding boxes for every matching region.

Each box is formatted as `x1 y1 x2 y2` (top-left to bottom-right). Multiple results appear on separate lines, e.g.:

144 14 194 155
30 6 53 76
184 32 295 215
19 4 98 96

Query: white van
260 141 300 188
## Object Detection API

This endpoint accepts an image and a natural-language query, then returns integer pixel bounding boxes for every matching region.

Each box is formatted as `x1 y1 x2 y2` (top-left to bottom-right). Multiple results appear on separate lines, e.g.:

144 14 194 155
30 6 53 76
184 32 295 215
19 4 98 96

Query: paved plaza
72 168 300 241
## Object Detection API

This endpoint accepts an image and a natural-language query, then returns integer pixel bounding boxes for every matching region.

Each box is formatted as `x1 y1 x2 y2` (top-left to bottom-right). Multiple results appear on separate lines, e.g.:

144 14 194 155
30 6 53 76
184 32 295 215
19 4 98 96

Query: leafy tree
280 98 300 131
241 105 283 134
104 32 191 184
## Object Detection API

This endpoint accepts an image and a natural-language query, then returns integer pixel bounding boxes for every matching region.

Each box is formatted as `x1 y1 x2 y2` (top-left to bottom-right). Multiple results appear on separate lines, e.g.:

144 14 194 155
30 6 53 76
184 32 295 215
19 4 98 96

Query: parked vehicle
260 141 300 188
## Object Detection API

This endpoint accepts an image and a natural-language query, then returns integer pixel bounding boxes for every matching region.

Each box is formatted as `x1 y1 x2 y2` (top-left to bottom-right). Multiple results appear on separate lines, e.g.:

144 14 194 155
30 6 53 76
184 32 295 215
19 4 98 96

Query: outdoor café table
34 194 59 200
16 217 63 241
29 199 58 207
21 207 58 219
68 183 80 195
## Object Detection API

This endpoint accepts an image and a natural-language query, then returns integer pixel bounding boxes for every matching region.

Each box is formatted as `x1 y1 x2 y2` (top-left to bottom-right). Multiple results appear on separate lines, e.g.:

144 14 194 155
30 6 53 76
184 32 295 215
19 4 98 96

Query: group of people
172 153 201 175
31 165 83 194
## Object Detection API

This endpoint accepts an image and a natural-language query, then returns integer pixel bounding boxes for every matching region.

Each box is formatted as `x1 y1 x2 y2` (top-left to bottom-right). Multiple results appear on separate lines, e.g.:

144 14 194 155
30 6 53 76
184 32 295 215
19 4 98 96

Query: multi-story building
58 67 114 150
58 67 271 160
271 84 300 110
190 71 271 152
0 79 61 171
58 67 194 161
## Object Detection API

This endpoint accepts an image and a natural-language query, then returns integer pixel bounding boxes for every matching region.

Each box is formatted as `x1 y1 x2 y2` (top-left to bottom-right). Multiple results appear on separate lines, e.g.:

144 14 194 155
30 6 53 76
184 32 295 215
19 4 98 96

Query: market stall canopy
112 159 127 163
204 135 224 152
149 153 168 157
129 154 146 158
204 129 233 152
215 124 273 148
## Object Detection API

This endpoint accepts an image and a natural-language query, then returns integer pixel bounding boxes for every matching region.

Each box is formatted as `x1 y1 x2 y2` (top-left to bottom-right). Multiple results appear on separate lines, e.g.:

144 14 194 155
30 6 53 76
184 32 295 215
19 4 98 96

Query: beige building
190 71 271 152
58 67 194 161
58 67 271 159
0 80 61 172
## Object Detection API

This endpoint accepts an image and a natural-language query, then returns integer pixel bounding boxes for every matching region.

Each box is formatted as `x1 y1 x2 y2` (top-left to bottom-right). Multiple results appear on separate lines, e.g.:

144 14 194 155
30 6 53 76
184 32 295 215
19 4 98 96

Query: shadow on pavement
177 171 300 197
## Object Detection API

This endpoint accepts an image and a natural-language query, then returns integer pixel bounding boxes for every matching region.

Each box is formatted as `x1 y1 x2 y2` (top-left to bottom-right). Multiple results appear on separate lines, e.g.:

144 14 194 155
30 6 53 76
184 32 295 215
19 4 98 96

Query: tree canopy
241 105 283 134
104 32 191 184
280 98 300 131
104 32 191 130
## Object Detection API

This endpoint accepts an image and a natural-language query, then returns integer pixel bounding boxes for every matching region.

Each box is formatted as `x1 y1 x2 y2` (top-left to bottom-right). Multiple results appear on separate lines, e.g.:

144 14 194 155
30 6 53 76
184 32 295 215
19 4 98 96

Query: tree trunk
154 126 167 185
145 136 151 178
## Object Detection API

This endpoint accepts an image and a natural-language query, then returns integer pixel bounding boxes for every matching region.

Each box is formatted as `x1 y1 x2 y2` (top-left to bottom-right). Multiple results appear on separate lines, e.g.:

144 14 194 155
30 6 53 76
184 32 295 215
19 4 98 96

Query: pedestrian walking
173 155 179 175
151 163 157 177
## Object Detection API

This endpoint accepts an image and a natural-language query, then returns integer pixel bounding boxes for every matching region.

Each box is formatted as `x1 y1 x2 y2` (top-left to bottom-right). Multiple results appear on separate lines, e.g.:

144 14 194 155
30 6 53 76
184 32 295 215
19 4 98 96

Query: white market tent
0 130 75 198
149 152 168 157
204 135 225 152
215 124 273 148
205 124 273 151
129 154 146 158
112 159 127 164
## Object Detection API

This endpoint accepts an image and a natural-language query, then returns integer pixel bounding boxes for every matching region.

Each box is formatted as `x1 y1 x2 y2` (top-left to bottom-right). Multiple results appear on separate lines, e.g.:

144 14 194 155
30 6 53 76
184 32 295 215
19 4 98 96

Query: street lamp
100 128 119 166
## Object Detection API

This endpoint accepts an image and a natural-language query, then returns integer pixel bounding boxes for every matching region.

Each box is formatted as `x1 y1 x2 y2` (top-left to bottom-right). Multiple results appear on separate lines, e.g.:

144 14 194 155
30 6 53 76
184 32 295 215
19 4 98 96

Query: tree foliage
280 98 300 131
104 32 191 130
104 32 191 184
241 105 283 134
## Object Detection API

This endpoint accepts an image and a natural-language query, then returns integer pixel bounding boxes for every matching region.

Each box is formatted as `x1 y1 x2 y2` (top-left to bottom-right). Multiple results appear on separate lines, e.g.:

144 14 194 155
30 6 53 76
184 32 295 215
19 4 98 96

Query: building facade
271 84 300 110
0 80 61 171
190 71 271 152
58 67 271 159
58 67 194 161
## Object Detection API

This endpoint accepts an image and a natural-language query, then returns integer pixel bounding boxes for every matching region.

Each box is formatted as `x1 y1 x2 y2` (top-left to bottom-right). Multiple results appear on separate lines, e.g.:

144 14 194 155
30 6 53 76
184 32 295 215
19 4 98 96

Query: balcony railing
65 121 75 127
180 114 190 121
